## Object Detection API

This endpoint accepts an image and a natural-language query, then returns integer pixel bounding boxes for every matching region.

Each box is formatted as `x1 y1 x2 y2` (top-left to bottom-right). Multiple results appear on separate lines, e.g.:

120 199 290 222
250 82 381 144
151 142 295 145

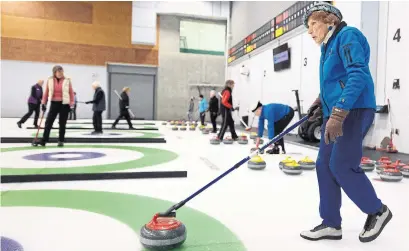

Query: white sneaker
359 204 392 243
300 223 342 241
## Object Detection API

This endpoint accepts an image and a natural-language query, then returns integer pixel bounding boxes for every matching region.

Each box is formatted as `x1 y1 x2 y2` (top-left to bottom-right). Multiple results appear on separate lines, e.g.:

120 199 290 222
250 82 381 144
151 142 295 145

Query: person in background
198 94 208 126
217 80 239 141
187 97 194 121
69 92 78 120
112 87 134 129
251 101 294 154
85 81 106 134
39 65 74 147
300 2 391 243
17 80 44 129
208 90 219 133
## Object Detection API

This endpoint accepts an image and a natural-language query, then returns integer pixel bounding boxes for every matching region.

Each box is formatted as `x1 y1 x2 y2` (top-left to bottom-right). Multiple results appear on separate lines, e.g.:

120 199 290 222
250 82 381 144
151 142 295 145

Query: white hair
210 90 216 96
92 81 100 88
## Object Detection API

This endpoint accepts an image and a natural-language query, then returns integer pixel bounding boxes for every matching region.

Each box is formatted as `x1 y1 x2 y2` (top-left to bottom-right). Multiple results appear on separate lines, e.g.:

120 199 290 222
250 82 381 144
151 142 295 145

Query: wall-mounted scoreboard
227 1 333 64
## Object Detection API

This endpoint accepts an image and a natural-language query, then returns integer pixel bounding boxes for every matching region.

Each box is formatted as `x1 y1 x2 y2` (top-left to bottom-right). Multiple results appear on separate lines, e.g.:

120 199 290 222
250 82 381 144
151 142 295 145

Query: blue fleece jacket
199 98 208 113
258 103 291 139
319 22 376 118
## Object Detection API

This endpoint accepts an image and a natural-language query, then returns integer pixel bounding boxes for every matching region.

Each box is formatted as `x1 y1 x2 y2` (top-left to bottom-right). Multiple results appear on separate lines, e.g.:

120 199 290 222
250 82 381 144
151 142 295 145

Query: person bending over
252 101 294 154
217 80 238 141
198 94 208 126
112 87 134 129
17 80 44 129
299 2 392 243
208 90 219 133
39 65 74 147
86 81 106 134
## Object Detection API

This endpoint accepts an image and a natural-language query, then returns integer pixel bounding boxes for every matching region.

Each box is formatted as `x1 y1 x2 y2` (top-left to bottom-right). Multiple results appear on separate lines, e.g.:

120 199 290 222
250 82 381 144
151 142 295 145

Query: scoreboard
228 1 333 64
244 20 272 54
227 39 245 64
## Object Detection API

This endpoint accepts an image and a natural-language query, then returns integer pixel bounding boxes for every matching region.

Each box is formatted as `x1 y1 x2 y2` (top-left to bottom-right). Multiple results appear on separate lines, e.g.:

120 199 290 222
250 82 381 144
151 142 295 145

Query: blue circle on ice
23 151 106 161
1 236 24 251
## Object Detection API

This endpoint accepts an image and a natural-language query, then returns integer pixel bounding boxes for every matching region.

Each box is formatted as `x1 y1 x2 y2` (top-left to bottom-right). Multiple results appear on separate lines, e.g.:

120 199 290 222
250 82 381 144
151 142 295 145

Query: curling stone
375 157 391 168
281 160 303 175
140 214 186 250
249 132 257 139
279 156 296 169
199 125 205 131
238 135 248 145
379 167 403 182
400 164 409 178
250 147 264 154
223 136 234 144
210 137 220 145
248 155 266 170
202 128 210 134
298 156 316 170
162 122 167 125
189 125 196 131
180 126 187 131
360 157 375 172
172 126 178 131
170 121 175 125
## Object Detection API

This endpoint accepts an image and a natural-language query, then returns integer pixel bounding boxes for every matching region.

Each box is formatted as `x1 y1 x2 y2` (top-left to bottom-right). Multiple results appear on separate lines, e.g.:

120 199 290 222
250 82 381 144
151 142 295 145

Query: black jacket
209 96 219 114
120 91 129 110
91 87 106 112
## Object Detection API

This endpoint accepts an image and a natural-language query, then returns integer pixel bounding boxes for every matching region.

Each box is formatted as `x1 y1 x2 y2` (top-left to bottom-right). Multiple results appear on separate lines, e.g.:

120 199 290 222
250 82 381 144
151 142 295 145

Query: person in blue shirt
299 2 391 243
198 94 208 126
252 101 294 154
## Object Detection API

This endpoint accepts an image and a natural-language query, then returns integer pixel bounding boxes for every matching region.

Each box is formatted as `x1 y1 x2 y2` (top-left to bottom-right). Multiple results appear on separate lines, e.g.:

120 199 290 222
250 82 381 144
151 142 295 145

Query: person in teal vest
198 94 208 126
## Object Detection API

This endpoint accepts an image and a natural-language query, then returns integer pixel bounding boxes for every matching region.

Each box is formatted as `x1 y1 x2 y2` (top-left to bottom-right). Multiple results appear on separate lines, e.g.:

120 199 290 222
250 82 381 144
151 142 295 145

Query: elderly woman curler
300 2 392 243
17 80 44 129
85 81 106 134
39 65 74 147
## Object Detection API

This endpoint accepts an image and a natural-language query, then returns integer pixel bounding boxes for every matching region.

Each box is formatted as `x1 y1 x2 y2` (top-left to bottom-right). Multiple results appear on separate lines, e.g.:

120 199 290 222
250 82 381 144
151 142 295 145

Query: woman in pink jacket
38 65 74 147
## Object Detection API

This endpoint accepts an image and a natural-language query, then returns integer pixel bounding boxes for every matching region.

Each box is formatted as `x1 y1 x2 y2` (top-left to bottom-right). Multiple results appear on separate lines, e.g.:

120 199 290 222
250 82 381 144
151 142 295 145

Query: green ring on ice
1 190 246 251
0 145 178 176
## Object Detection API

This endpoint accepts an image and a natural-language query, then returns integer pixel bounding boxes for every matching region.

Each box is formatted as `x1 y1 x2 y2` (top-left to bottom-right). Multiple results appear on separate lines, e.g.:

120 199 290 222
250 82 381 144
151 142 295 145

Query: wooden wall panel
2 15 132 48
0 1 159 65
92 1 132 26
1 1 93 24
1 38 158 66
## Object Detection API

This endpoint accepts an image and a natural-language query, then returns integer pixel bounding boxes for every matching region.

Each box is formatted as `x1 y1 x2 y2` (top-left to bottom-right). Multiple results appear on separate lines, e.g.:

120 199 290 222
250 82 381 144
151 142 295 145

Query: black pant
42 101 70 142
273 108 294 152
69 105 77 120
19 103 40 126
93 111 103 132
200 112 206 126
112 109 132 128
210 112 218 132
217 108 238 140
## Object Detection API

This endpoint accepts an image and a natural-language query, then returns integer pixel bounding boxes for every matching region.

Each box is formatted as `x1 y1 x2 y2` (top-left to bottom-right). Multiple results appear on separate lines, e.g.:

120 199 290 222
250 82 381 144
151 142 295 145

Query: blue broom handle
164 116 309 214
